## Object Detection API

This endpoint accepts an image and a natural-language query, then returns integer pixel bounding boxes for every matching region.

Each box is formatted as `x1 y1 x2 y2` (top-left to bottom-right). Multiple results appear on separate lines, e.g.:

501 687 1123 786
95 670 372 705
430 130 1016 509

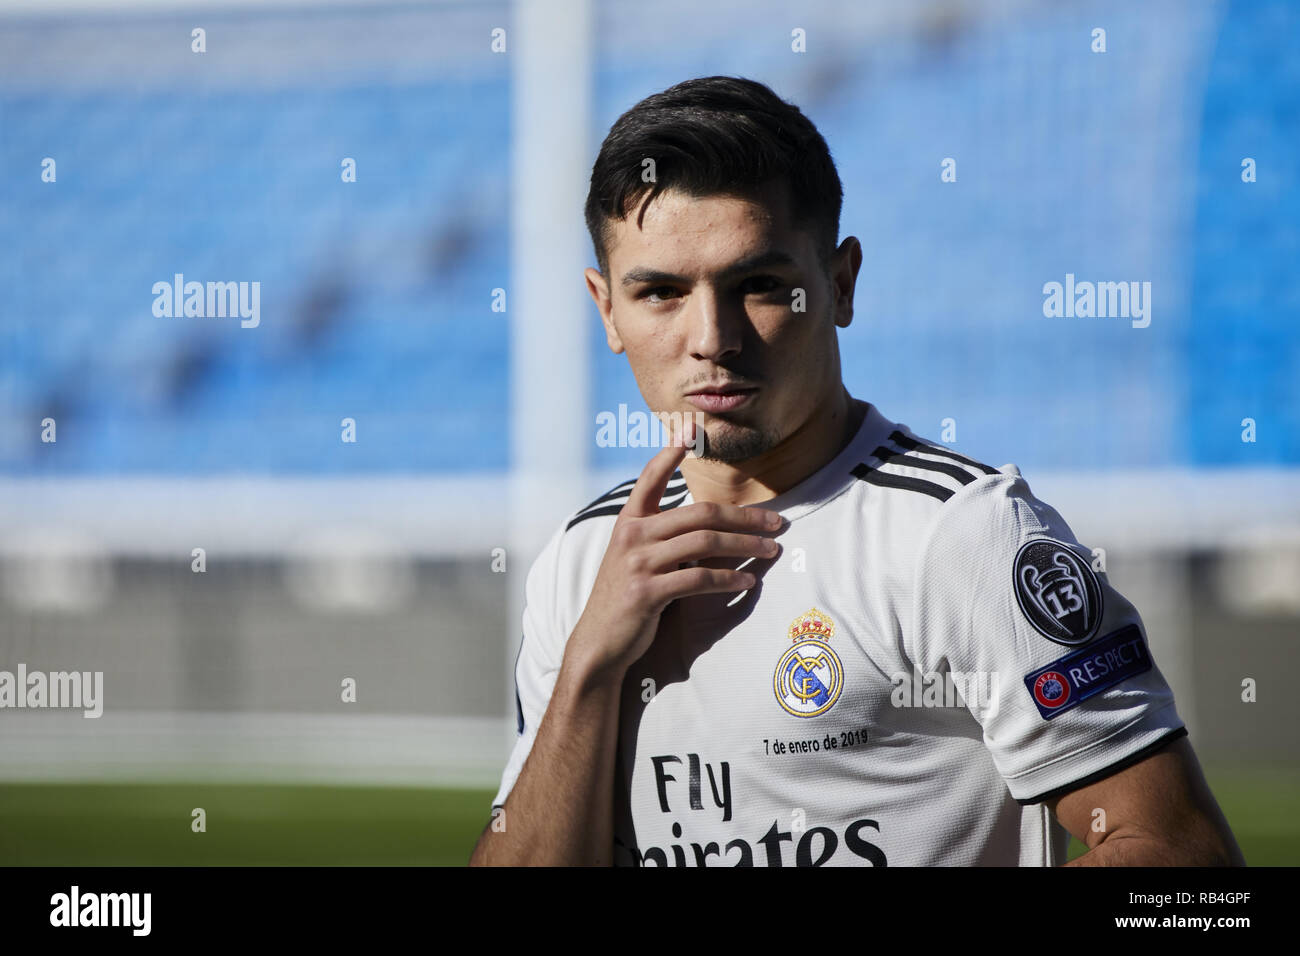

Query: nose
686 286 743 363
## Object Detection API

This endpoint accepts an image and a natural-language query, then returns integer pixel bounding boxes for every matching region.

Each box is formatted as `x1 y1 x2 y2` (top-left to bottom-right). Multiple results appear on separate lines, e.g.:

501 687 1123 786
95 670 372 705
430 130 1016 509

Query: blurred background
0 0 1296 865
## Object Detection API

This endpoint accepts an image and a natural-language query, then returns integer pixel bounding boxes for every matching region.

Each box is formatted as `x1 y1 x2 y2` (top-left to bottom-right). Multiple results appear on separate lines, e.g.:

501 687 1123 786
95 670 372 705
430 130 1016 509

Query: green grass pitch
1 764 1294 865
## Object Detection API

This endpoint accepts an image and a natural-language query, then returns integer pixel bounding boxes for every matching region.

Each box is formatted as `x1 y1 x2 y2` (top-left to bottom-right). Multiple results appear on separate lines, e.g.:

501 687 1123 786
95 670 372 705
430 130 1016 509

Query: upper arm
910 471 1188 805
1046 735 1245 865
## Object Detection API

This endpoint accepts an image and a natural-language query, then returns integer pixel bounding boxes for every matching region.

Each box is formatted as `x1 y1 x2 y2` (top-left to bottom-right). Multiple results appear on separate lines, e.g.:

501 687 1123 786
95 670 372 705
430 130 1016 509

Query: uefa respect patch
1022 624 1151 720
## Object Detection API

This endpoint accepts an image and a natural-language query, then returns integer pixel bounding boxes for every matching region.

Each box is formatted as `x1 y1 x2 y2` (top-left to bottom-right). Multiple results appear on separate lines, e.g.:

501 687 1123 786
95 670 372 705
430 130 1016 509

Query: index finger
622 418 697 519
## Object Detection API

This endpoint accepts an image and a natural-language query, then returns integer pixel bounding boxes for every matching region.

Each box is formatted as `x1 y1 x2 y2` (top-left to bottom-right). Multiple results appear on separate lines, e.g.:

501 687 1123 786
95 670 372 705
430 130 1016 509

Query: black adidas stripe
571 471 684 518
565 490 689 530
851 462 954 502
572 479 686 518
566 477 689 531
870 445 977 487
652 488 691 512
887 431 999 476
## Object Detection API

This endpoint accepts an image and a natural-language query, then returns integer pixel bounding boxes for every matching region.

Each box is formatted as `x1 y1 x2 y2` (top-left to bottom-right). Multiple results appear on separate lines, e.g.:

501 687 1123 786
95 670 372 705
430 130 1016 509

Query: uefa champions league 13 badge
774 608 844 718
1013 538 1103 646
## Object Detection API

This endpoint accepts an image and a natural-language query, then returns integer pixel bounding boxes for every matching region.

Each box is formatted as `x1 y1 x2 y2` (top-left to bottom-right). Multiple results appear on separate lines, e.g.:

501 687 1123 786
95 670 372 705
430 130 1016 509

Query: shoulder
850 424 1005 505
901 444 1093 622
847 425 1027 542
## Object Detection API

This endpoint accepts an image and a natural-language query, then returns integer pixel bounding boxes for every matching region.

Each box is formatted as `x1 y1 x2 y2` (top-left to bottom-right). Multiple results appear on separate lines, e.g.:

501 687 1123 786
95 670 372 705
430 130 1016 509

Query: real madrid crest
773 608 844 718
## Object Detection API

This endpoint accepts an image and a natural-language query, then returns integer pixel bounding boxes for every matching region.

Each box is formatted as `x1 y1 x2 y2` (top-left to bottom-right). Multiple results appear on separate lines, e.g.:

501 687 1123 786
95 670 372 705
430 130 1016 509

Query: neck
680 387 867 506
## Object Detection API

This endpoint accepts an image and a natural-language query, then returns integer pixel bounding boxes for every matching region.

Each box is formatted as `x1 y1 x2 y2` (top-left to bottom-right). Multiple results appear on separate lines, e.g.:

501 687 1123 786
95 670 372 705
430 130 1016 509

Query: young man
470 76 1243 866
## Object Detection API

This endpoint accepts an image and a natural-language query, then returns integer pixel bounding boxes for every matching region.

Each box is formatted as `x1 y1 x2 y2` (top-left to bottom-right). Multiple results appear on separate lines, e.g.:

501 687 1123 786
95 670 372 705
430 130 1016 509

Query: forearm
1064 832 1186 866
469 645 625 866
1063 824 1245 867
1051 736 1246 867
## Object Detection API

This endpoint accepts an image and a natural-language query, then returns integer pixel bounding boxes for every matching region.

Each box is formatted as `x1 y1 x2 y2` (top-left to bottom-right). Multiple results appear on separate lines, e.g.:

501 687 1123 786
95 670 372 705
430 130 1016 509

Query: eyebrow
620 249 798 288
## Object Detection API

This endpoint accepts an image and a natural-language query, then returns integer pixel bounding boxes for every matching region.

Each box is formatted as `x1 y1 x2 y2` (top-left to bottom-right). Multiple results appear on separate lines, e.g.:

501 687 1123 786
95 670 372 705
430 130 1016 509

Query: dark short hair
584 75 843 277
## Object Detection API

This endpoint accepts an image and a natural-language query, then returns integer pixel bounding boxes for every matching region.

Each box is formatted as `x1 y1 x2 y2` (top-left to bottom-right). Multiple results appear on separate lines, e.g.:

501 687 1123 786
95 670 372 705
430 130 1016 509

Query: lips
685 387 757 412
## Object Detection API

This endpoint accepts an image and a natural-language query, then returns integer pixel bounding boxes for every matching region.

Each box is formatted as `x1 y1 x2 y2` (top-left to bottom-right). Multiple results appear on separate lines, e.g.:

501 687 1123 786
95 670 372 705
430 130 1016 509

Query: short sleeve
909 469 1187 804
491 524 568 810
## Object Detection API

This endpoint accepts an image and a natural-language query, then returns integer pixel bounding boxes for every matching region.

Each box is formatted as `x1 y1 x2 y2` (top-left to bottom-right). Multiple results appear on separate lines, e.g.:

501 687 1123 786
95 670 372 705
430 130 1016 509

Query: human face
585 183 859 463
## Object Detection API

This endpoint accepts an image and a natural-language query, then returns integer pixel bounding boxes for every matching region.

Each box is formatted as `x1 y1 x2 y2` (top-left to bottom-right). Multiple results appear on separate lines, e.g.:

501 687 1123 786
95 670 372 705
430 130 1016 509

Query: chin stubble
695 420 783 463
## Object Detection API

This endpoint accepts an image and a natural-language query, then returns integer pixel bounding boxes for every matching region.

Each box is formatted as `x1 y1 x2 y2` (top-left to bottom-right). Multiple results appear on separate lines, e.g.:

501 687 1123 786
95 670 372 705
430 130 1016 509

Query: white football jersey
491 400 1187 866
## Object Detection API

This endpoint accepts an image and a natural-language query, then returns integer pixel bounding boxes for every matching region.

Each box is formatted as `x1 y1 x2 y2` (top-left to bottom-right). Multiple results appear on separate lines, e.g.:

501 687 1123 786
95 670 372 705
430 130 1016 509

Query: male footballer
470 76 1243 866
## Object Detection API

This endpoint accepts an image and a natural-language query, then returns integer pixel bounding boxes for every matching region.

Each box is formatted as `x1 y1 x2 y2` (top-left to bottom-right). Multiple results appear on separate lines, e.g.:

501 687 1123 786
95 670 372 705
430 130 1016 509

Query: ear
828 236 863 329
585 266 625 354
